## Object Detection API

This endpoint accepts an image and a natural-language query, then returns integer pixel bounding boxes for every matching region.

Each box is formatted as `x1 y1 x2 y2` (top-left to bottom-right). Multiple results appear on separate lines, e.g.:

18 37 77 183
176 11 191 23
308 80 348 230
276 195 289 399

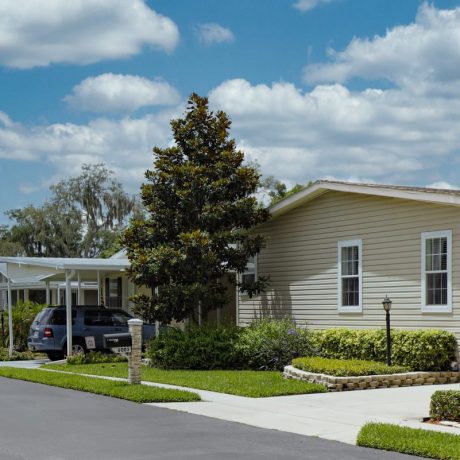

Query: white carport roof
0 256 129 272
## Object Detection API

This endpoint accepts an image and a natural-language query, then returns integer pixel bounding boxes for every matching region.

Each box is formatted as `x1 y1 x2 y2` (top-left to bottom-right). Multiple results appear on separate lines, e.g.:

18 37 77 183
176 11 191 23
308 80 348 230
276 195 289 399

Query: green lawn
357 423 460 460
0 367 200 403
49 363 327 397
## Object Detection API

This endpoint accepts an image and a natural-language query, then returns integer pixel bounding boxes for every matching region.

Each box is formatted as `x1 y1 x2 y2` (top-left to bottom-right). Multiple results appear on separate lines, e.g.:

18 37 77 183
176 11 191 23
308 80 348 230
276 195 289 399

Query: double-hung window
338 239 362 312
242 255 257 285
421 230 452 312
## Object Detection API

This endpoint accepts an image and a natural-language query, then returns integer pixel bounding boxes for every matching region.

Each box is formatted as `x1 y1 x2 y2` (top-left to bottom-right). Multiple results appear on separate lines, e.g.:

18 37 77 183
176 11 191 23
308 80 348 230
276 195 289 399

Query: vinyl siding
238 191 460 351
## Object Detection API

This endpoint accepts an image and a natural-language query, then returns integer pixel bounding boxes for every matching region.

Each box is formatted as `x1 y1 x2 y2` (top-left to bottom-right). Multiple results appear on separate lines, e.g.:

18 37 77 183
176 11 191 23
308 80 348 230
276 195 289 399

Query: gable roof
270 180 460 219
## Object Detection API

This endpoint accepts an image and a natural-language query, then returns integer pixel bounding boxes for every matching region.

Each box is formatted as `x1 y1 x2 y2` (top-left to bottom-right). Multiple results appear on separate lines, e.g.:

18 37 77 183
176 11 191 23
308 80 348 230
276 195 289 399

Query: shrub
147 324 243 370
3 302 45 351
311 328 457 371
236 317 315 370
292 356 409 376
0 347 36 361
430 390 460 422
67 351 127 365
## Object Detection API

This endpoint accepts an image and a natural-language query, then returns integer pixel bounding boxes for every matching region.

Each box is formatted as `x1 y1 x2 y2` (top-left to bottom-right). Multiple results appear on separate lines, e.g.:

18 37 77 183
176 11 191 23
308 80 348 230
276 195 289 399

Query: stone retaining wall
284 365 460 391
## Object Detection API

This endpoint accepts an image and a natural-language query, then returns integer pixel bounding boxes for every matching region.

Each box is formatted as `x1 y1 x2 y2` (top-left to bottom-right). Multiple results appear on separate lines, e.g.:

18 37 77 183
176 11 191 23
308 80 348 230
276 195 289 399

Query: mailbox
103 332 132 349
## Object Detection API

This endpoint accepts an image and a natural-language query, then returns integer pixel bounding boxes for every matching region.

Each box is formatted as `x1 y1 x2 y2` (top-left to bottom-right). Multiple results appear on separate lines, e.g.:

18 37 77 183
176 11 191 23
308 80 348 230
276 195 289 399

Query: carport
0 257 130 357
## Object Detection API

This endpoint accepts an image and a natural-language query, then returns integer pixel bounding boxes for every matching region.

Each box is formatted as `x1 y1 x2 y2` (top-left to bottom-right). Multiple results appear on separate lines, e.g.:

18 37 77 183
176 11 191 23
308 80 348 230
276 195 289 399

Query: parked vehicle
28 305 156 360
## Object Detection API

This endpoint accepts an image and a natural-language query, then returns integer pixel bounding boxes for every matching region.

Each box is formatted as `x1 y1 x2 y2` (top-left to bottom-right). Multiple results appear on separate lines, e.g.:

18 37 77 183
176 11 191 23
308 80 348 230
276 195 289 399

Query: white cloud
64 73 181 113
304 3 460 96
0 0 179 68
208 78 460 184
293 0 334 12
0 107 182 192
197 23 234 45
426 181 459 190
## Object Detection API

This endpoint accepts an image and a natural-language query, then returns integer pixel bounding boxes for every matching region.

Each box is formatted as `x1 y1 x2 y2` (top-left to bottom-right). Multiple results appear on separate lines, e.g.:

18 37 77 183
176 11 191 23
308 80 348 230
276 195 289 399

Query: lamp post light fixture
382 295 392 366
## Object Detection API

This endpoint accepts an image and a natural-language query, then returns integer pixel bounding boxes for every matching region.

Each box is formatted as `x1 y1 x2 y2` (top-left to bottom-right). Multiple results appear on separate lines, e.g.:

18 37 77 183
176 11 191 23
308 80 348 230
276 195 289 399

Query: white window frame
421 230 452 313
241 254 258 284
337 239 363 313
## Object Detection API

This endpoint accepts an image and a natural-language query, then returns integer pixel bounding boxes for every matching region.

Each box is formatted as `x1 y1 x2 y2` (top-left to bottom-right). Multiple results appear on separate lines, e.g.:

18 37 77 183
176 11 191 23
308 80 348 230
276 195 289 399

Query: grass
49 363 327 397
292 356 410 377
0 367 200 403
357 423 460 460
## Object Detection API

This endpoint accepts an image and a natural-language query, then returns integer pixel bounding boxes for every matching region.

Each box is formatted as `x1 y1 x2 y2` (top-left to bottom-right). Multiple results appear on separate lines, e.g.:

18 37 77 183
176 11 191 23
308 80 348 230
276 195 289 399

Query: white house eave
269 181 460 219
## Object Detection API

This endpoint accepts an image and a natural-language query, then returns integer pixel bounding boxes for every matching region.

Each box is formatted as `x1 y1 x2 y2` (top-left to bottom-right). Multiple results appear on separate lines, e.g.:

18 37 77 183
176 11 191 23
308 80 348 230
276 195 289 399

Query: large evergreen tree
122 94 269 324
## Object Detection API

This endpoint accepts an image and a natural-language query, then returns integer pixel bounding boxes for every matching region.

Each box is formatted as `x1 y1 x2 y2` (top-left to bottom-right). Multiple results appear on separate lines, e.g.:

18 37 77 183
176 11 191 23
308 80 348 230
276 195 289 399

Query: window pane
341 245 358 276
342 277 359 306
426 273 447 305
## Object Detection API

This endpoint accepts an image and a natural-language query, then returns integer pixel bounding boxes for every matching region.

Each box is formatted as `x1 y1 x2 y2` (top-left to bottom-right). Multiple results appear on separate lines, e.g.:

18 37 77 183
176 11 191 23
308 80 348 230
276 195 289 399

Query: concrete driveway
148 380 460 444
0 359 49 369
0 376 420 460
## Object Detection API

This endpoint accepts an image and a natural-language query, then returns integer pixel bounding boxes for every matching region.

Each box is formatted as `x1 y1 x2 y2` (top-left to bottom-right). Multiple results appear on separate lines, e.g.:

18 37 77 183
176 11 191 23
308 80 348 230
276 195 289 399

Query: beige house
238 180 460 352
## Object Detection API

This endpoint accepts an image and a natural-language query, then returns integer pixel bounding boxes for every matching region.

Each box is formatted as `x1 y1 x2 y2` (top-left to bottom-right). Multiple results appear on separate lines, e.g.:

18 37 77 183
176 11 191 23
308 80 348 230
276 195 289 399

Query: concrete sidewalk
39 365 460 445
0 358 49 368
149 381 460 444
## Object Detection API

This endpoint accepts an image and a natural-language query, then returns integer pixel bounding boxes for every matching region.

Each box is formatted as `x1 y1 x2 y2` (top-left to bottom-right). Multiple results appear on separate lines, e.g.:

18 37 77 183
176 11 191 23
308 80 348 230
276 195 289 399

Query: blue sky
1 0 460 224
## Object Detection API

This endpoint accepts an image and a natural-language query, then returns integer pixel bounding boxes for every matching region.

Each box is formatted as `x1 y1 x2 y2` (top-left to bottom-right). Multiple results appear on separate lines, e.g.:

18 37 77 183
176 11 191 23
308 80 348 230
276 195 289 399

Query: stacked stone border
283 365 460 391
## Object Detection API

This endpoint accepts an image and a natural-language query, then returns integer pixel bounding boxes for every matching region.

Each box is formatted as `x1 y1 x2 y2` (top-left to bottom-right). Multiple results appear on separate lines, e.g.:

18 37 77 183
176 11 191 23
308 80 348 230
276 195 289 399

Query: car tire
63 338 87 357
46 353 64 361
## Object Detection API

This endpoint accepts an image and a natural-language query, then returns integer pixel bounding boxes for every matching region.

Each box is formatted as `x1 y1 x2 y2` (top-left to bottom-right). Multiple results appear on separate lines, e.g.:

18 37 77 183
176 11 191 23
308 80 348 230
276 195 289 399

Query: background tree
260 176 311 206
122 93 269 324
0 225 22 256
4 163 137 257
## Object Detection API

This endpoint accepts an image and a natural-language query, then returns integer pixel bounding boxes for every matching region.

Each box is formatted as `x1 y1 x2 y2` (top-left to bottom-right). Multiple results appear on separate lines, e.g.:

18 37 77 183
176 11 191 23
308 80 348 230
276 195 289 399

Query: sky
1 0 460 224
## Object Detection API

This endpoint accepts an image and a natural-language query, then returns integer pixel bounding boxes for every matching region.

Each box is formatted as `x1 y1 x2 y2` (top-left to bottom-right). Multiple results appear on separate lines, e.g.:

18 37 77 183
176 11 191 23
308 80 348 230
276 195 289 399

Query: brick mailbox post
128 318 143 384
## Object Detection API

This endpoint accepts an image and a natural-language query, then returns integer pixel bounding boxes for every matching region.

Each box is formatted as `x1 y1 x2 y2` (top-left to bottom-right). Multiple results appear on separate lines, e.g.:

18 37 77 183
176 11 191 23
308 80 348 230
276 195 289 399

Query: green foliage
311 328 457 371
66 351 127 365
236 317 315 370
260 176 312 206
122 93 269 324
54 363 327 397
3 301 44 351
0 348 36 361
5 163 137 257
148 325 243 370
357 423 460 460
430 391 460 422
0 367 200 403
292 356 409 376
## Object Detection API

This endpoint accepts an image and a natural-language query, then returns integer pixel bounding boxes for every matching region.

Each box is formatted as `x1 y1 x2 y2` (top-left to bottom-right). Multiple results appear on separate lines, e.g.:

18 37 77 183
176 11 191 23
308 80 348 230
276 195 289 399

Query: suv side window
50 310 76 325
111 311 131 326
84 310 113 326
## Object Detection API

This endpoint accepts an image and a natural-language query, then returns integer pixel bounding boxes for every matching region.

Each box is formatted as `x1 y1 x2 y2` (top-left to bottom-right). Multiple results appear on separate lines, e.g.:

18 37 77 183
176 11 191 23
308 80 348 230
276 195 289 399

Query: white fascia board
269 182 460 220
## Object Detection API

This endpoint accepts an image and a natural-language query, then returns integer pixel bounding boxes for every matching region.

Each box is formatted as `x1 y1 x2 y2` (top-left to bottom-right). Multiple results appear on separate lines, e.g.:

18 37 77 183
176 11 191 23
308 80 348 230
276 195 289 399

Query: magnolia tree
122 94 269 324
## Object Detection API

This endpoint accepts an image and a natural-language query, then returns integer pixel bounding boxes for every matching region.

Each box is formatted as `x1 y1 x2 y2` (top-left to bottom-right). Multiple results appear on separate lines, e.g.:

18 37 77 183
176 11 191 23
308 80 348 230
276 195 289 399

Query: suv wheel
64 339 87 357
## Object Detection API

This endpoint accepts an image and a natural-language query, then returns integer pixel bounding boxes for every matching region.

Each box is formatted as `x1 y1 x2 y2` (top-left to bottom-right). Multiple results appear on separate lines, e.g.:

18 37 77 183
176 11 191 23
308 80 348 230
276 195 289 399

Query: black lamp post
382 295 392 366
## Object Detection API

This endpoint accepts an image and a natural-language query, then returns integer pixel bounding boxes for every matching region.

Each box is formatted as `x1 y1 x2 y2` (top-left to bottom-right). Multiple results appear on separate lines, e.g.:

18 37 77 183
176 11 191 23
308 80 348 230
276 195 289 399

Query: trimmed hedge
311 328 457 371
430 390 460 422
292 356 409 376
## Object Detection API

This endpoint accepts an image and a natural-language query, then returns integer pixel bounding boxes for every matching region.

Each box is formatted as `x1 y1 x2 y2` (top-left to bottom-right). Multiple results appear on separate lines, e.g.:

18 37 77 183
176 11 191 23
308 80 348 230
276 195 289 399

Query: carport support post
7 277 13 358
65 270 73 357
45 281 50 305
128 318 143 384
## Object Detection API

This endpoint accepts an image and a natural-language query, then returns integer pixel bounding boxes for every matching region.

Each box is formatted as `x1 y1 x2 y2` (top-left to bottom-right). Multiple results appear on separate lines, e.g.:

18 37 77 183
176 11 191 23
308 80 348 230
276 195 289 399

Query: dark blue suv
28 306 155 360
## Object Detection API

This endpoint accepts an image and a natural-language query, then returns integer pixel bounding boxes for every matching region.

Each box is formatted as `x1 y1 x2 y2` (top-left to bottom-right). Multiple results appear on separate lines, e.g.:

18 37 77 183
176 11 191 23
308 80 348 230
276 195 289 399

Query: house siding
238 191 460 351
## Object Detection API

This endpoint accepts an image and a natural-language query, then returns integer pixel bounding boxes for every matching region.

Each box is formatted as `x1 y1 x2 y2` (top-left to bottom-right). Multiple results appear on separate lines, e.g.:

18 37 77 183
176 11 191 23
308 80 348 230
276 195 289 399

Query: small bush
67 351 127 365
430 390 460 422
292 356 409 376
236 317 315 370
311 328 457 371
147 325 243 370
3 301 45 351
0 347 36 361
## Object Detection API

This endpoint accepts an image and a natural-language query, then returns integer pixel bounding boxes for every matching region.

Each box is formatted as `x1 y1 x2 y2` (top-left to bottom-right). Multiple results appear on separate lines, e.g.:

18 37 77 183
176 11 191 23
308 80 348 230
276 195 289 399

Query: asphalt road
0 377 421 460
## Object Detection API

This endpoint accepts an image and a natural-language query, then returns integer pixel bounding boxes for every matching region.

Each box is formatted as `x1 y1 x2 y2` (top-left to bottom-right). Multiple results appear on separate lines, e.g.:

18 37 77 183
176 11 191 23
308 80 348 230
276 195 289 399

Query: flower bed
284 364 460 391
